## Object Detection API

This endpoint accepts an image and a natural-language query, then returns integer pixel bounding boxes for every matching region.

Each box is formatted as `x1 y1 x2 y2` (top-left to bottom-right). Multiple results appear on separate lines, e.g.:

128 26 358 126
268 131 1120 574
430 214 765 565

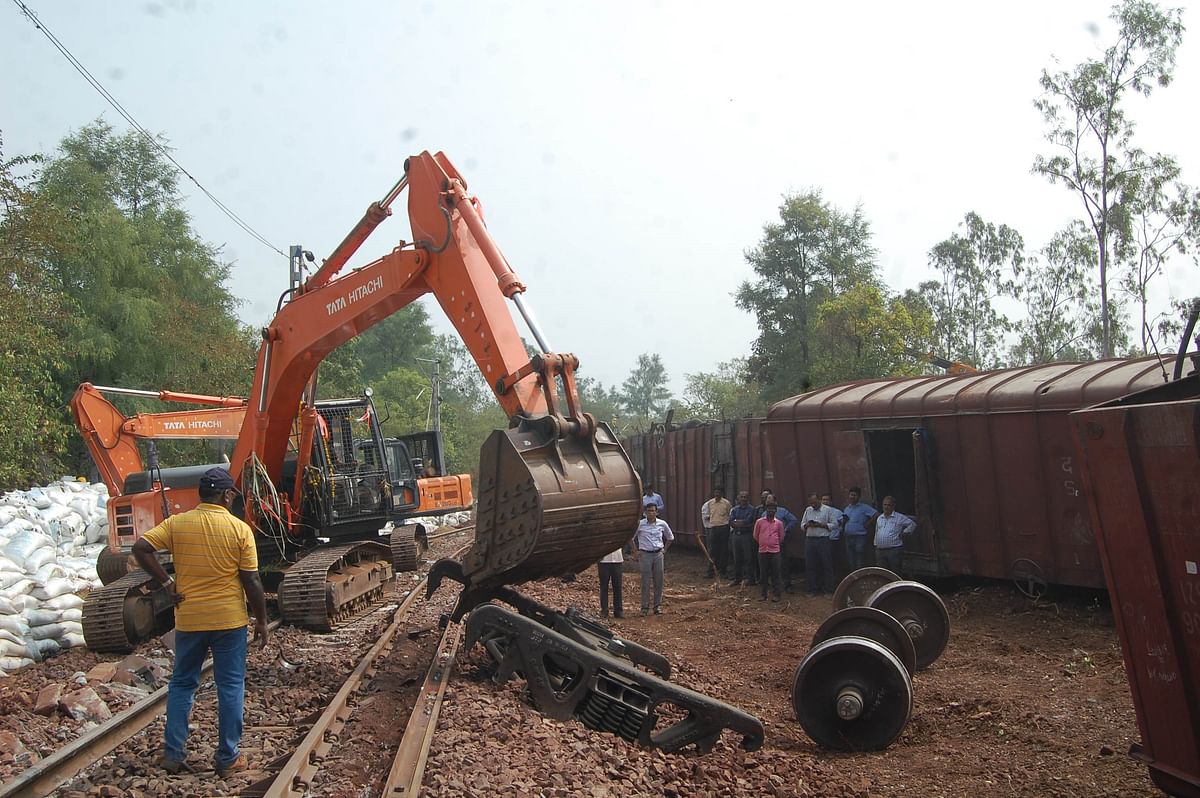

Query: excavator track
390 524 421 573
278 542 395 632
81 570 169 653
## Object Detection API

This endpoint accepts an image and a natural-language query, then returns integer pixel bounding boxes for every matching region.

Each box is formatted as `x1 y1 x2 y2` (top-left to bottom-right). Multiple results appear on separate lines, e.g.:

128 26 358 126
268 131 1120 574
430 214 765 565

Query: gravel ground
0 540 1160 797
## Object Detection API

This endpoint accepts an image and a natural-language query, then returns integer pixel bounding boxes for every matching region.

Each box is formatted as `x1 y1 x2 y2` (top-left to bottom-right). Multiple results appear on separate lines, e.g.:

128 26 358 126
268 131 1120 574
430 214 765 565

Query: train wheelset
792 568 951 751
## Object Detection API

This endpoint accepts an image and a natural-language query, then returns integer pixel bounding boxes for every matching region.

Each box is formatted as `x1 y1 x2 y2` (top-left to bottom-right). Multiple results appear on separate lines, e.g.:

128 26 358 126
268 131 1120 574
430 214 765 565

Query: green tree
619 353 674 428
323 305 439 389
1010 223 1104 363
1032 0 1186 356
737 191 879 400
33 121 256 395
1113 156 1200 351
921 212 1023 369
0 135 74 488
576 375 626 433
679 359 766 421
811 283 934 384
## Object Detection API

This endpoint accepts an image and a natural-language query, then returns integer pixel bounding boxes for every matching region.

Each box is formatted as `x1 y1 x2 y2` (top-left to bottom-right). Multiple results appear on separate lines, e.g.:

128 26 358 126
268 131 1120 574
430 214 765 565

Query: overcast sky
4 1 1198 397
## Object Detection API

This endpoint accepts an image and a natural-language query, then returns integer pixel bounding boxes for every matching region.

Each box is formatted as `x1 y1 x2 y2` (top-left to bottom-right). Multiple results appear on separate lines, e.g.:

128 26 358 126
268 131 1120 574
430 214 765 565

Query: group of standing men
701 486 916 598
596 480 917 618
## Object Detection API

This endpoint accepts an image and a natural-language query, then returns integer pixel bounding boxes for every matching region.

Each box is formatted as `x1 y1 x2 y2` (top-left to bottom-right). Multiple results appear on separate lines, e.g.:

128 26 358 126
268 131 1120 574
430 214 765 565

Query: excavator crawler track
81 570 172 653
390 524 421 573
278 542 394 632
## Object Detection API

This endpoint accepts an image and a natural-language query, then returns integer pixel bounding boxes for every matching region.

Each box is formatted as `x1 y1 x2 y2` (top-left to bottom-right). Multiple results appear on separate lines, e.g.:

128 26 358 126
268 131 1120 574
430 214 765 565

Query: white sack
60 608 82 622
43 594 84 611
23 547 57 572
61 632 86 649
31 577 74 600
0 640 27 658
0 615 29 637
24 608 62 627
30 621 80 640
0 597 16 615
1 580 33 601
33 563 66 585
0 656 34 672
3 530 54 570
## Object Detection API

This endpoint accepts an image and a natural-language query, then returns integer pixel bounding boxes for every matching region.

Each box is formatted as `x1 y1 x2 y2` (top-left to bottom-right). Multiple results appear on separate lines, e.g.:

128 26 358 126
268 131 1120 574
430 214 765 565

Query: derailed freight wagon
623 418 774 545
1071 371 1200 797
764 356 1176 589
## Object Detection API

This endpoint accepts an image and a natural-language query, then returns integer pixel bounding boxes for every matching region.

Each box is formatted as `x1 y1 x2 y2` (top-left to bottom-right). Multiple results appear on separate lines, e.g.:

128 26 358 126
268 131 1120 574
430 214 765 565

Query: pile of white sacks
0 479 107 676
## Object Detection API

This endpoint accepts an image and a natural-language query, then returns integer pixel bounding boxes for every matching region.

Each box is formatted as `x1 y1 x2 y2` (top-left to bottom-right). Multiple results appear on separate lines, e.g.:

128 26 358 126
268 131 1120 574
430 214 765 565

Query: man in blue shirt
728 491 759 587
871 495 916 574
641 479 664 516
841 487 877 572
633 503 674 615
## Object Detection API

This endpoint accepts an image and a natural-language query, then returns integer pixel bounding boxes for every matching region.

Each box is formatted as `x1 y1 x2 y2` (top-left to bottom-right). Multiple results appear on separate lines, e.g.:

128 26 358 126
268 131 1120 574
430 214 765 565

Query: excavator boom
231 151 640 589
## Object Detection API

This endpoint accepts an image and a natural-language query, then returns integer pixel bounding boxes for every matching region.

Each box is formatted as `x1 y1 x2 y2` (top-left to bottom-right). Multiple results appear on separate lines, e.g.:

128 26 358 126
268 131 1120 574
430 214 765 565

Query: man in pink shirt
753 502 785 602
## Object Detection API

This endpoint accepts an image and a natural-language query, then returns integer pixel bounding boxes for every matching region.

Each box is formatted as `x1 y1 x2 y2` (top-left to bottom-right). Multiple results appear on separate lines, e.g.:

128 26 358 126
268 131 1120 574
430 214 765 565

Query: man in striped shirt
133 467 269 778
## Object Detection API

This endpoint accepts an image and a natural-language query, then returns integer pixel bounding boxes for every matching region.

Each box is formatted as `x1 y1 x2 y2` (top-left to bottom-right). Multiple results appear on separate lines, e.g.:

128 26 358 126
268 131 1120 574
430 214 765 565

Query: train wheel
792 636 912 751
811 607 917 677
866 580 950 670
832 567 901 611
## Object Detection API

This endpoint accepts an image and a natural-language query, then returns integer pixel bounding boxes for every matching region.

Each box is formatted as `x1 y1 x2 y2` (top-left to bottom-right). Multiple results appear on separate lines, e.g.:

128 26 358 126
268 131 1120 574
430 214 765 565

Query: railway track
245 544 467 798
0 618 284 798
0 529 477 798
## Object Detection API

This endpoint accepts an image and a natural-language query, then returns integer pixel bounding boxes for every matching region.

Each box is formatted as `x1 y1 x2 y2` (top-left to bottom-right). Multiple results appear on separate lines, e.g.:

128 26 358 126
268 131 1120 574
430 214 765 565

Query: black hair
199 486 225 502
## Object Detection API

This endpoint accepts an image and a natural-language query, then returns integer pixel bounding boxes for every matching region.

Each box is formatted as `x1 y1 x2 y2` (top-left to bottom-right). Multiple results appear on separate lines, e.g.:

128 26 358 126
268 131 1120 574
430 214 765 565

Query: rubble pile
0 480 108 676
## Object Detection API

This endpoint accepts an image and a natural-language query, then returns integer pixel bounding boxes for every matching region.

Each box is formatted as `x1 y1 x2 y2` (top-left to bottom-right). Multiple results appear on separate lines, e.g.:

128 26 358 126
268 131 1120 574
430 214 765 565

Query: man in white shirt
597 547 624 619
800 492 841 596
871 495 917 574
633 503 674 615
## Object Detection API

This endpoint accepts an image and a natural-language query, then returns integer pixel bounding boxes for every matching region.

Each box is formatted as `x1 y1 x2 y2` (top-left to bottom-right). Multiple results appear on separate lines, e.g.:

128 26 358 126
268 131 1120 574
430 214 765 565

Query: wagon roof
766 356 1178 422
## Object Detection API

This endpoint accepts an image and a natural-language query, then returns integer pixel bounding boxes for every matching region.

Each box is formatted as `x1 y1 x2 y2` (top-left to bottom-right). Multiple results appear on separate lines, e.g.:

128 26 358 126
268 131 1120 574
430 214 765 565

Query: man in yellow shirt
132 467 269 778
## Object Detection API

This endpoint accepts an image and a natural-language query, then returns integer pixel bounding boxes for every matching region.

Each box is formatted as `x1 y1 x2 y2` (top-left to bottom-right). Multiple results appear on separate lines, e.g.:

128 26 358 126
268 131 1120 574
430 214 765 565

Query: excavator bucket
461 420 641 589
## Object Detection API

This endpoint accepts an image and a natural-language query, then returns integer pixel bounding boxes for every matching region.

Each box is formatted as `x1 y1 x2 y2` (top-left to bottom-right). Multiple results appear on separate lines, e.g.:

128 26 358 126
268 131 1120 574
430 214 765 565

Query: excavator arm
70 383 247 497
230 151 640 590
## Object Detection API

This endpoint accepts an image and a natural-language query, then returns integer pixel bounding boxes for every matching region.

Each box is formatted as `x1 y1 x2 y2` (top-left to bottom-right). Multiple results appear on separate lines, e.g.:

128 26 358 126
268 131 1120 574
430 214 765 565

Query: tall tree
737 191 879 400
810 284 934 384
619 353 674 427
0 135 74 488
32 120 255 395
575 375 626 433
921 212 1023 369
1112 152 1200 351
1032 0 1185 356
679 359 766 422
1010 223 1105 364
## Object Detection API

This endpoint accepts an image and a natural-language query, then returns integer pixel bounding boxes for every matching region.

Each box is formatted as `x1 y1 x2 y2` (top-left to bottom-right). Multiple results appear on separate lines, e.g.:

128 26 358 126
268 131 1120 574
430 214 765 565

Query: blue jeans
845 534 868 571
166 627 248 767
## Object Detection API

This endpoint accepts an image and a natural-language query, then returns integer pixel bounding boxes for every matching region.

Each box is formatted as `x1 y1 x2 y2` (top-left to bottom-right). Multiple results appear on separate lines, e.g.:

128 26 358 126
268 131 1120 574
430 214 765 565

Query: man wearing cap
132 466 269 778
631 502 674 615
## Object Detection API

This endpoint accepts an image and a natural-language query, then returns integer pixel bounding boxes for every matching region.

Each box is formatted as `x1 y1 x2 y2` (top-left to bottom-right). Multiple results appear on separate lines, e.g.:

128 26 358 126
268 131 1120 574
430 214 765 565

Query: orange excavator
70 151 763 754
75 150 642 650
70 382 472 585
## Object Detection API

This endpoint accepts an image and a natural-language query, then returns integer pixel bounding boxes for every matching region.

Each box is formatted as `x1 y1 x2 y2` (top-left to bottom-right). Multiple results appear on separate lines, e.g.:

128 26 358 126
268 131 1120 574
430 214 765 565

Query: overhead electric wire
11 0 287 259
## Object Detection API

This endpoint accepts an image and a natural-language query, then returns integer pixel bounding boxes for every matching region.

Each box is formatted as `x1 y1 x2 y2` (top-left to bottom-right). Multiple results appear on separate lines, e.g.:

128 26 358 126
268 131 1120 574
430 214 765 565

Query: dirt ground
426 546 1160 798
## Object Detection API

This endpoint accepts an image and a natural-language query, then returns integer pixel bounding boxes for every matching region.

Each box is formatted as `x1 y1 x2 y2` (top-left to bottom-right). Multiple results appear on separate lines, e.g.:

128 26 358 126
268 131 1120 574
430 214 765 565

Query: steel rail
254 587 424 798
380 620 462 795
0 619 283 798
426 523 474 542
252 542 469 798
